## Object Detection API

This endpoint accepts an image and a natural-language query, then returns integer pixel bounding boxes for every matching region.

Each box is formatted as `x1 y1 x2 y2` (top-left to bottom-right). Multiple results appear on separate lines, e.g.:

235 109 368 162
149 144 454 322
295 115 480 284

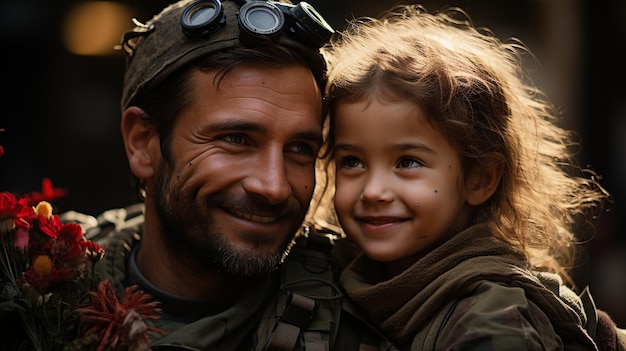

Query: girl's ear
121 107 160 180
465 154 504 206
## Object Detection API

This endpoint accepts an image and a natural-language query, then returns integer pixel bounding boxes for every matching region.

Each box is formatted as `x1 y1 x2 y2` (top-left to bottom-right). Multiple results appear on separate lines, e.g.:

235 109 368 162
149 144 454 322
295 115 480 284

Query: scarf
340 224 596 349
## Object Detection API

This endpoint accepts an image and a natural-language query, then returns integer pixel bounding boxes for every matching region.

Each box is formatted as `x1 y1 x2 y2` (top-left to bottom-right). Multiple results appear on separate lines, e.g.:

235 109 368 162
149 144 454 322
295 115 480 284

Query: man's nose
242 150 291 204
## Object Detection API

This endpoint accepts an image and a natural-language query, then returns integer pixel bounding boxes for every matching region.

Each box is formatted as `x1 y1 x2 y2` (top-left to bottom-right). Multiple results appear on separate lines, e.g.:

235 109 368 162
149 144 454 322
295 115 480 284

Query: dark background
1 0 624 327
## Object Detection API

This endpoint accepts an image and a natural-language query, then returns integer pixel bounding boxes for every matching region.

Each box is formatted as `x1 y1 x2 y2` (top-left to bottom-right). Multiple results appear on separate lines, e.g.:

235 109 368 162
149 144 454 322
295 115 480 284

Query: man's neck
134 232 245 305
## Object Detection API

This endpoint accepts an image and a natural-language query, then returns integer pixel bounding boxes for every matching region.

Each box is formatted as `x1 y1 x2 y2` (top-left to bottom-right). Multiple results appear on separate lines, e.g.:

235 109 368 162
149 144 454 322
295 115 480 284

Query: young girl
318 4 622 350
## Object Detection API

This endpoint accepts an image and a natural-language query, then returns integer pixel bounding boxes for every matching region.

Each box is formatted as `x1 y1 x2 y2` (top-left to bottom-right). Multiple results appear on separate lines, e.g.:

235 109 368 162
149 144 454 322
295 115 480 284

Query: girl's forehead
333 96 430 135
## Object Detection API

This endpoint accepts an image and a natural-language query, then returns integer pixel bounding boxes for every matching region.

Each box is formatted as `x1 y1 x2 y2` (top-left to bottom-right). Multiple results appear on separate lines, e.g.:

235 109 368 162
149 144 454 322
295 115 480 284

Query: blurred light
63 1 133 56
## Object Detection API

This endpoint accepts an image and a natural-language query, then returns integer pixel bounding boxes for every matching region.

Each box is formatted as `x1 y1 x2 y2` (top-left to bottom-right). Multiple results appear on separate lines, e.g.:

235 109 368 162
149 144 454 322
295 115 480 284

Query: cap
119 0 329 111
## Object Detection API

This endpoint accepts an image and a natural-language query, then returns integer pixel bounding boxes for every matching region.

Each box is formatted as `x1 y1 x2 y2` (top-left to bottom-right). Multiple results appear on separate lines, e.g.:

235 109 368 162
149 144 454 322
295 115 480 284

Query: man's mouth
232 210 278 224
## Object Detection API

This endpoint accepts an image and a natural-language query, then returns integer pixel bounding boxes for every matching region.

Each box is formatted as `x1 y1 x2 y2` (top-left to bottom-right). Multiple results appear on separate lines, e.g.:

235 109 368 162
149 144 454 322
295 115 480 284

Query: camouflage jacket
75 204 393 351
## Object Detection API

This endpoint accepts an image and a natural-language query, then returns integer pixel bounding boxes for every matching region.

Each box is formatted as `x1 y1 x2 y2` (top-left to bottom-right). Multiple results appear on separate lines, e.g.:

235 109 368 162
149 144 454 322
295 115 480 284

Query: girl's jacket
341 224 626 351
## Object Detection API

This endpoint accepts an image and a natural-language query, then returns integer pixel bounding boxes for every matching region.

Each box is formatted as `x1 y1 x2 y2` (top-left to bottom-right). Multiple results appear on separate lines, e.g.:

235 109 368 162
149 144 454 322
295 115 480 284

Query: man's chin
220 236 292 275
238 228 287 245
219 251 281 278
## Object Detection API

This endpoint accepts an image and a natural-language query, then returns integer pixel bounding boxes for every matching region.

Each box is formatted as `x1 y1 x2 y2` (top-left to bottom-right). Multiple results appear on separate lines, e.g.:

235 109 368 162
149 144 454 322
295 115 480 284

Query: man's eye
289 143 316 157
398 158 421 169
225 134 246 144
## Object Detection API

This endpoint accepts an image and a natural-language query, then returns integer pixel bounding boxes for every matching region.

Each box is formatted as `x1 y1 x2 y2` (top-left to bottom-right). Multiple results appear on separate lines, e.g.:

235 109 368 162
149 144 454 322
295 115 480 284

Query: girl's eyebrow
333 143 356 151
395 143 435 154
334 142 435 154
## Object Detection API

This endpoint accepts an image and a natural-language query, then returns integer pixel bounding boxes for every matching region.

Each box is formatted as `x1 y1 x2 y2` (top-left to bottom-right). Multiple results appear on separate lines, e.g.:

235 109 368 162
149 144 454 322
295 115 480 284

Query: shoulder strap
263 225 395 351
580 286 599 339
264 226 342 350
579 285 626 351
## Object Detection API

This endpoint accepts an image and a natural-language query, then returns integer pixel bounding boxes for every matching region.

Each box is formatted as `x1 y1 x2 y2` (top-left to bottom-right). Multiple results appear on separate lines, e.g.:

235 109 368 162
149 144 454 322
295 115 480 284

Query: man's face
154 64 323 277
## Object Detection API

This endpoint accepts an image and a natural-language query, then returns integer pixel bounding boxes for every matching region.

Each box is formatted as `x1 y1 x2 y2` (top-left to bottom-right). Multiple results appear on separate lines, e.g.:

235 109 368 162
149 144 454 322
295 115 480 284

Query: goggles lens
240 2 284 36
181 0 226 38
180 0 334 48
187 4 217 26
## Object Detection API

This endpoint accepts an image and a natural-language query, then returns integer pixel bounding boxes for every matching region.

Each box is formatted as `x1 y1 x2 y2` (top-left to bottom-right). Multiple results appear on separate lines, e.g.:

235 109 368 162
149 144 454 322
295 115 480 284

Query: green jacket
86 205 392 351
340 224 599 351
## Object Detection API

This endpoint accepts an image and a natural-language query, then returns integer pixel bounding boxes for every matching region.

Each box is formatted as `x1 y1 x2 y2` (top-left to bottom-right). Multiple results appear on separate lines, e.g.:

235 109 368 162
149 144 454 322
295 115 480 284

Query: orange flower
34 201 53 219
33 255 53 278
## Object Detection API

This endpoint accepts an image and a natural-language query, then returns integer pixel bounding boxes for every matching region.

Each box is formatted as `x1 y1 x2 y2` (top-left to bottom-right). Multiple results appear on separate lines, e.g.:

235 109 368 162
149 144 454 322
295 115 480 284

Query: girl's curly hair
311 5 610 285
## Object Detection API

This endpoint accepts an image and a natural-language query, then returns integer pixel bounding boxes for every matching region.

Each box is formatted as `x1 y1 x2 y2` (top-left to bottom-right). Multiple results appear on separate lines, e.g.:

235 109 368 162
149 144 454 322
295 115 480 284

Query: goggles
119 0 334 110
180 0 334 49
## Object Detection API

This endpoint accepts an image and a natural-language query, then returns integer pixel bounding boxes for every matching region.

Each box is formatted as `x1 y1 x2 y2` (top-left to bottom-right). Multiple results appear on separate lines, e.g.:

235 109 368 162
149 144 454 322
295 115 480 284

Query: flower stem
1 236 18 286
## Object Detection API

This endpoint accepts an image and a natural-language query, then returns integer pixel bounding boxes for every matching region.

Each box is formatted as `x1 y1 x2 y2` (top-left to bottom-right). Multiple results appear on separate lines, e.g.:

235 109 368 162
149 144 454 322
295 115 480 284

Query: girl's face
333 95 473 267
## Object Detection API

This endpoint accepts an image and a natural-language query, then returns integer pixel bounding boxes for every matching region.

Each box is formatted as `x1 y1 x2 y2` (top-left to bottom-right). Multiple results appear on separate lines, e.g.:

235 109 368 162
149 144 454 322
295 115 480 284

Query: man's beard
152 159 304 278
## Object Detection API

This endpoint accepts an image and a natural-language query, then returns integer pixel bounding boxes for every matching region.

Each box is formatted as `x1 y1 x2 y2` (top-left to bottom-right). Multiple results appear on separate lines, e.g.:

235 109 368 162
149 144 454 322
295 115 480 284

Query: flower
75 280 166 351
25 178 68 206
0 128 5 158
0 191 33 232
0 189 163 350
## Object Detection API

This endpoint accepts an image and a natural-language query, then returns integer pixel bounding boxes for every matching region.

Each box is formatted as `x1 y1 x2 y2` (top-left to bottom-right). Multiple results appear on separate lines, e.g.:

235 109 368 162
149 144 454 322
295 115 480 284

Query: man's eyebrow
296 130 323 144
205 120 322 143
205 120 264 132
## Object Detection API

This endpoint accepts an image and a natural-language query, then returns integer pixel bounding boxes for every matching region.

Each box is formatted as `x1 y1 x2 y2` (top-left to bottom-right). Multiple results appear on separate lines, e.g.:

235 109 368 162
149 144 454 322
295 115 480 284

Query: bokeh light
63 1 132 56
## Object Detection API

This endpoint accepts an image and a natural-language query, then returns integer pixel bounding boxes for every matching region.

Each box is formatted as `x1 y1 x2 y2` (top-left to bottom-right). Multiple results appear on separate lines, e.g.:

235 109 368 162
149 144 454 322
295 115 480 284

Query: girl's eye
339 156 363 169
398 158 422 169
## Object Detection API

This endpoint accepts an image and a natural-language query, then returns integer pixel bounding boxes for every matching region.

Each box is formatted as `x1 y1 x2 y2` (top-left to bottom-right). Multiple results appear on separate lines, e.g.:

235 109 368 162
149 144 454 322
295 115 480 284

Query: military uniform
85 205 393 350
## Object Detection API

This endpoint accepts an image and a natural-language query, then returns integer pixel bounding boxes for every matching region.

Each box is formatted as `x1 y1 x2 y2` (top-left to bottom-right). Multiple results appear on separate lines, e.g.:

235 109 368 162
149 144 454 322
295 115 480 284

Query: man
88 0 390 349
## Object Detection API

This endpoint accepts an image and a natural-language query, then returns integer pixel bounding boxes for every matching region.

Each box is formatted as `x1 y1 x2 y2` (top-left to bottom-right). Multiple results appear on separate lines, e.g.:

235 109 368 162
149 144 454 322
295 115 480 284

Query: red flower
0 192 34 231
48 222 85 263
83 240 105 262
37 214 62 239
77 280 166 351
0 128 4 158
0 143 118 350
20 260 75 291
25 178 68 205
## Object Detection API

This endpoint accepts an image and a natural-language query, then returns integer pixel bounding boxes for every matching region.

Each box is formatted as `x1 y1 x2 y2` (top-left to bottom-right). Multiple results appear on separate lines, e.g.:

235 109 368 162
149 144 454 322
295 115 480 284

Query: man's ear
121 106 160 180
465 154 504 206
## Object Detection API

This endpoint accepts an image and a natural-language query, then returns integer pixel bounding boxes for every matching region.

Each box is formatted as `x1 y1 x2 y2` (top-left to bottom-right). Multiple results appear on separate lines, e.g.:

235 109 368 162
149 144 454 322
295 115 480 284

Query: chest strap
267 292 321 350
